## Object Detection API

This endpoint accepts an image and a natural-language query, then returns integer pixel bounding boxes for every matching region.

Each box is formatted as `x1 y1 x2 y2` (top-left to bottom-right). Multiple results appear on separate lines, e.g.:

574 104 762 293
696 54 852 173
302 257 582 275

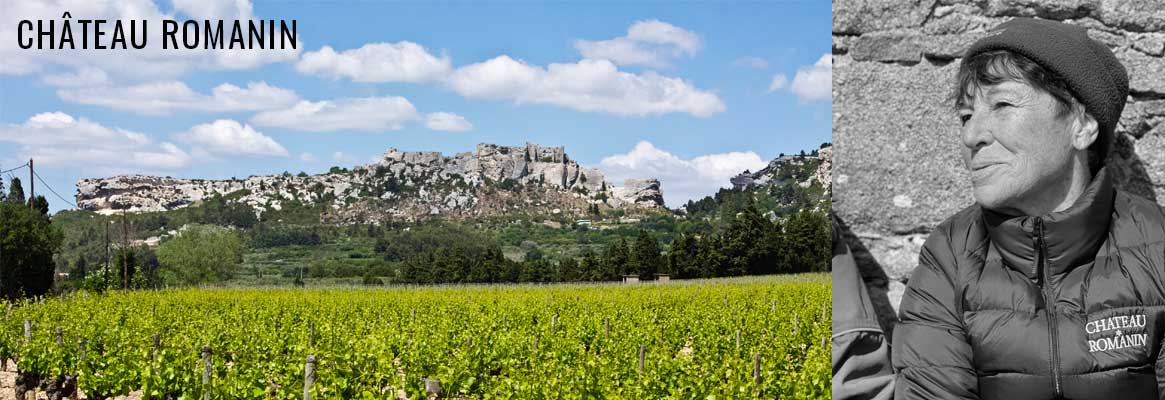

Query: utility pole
27 158 33 209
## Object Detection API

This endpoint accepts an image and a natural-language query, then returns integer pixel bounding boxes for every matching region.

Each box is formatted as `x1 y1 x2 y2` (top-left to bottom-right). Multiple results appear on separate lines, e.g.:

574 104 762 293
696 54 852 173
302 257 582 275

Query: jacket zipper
1036 218 1063 397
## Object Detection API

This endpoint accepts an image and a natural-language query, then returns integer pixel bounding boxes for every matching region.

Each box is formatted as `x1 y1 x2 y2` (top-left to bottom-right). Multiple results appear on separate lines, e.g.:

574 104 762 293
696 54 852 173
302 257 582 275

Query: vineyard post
637 345 645 373
753 354 761 384
309 321 315 347
23 319 30 343
55 326 62 347
152 334 160 357
603 318 609 338
424 379 442 397
466 336 472 347
822 336 828 349
5 303 11 319
822 299 828 321
78 340 86 365
304 354 316 400
201 345 213 400
533 337 539 350
551 314 557 331
735 329 741 351
793 313 799 336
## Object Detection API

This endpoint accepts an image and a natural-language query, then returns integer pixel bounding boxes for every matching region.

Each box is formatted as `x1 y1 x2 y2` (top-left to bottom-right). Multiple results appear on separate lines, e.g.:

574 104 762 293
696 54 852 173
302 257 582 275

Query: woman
892 18 1165 399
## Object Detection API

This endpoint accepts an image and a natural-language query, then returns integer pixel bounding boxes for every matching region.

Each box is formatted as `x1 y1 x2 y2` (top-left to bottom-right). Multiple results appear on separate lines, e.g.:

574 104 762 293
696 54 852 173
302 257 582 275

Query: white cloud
251 96 421 132
299 152 317 162
573 20 700 68
425 112 473 132
599 141 766 207
1 1 300 79
172 0 253 21
447 56 724 117
41 67 111 87
296 42 452 83
768 74 788 92
174 119 288 157
772 54 831 102
56 81 300 115
0 112 191 169
733 57 769 69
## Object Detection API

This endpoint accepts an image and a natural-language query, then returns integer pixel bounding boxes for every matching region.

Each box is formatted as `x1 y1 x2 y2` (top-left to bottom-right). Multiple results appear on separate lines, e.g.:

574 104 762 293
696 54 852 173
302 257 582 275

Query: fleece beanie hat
963 17 1129 162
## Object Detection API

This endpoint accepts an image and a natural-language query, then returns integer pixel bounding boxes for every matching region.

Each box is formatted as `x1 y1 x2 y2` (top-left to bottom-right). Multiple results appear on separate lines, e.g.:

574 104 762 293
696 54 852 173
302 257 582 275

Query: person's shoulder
924 203 985 254
1111 189 1165 245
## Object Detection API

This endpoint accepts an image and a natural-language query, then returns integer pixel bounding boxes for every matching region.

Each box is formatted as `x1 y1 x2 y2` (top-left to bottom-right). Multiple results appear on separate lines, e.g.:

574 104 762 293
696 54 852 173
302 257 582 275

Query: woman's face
957 80 1077 215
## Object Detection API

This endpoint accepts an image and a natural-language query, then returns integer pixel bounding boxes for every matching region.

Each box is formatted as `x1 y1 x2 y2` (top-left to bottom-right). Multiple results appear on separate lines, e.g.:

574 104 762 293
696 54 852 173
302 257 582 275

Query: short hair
953 49 1102 173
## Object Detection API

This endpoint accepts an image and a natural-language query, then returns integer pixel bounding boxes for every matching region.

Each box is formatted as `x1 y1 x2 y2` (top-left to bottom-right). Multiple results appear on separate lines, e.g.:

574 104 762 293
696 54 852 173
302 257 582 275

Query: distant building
622 275 640 284
575 219 591 226
657 274 671 284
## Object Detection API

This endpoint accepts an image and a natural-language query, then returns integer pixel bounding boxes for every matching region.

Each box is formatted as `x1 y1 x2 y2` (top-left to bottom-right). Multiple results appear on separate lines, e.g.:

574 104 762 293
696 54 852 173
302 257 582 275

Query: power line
0 163 28 175
32 170 78 209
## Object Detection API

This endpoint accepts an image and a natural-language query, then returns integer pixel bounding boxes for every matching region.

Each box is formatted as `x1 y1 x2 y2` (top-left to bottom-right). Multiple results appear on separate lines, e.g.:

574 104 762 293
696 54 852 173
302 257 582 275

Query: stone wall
833 0 1165 320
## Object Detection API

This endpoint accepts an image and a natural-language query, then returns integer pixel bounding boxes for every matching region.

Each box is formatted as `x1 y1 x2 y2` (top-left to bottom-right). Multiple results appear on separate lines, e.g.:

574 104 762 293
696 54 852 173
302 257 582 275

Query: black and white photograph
833 1 1165 399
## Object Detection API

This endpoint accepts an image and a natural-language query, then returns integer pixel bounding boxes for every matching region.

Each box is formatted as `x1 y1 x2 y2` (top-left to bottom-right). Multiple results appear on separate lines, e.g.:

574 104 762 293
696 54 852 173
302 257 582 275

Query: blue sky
0 0 831 212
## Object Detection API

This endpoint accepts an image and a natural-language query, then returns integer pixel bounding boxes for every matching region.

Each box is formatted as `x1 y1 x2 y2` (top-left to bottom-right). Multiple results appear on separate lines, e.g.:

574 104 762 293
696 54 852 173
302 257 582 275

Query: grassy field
5 274 830 399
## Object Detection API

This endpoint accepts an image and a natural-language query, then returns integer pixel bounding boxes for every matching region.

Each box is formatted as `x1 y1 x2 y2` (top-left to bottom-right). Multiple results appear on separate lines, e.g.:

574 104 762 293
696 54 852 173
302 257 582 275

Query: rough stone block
851 32 924 64
833 0 938 34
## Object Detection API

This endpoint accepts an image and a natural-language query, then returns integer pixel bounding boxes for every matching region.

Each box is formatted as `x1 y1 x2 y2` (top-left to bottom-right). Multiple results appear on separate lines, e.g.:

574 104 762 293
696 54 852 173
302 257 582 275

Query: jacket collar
980 167 1114 279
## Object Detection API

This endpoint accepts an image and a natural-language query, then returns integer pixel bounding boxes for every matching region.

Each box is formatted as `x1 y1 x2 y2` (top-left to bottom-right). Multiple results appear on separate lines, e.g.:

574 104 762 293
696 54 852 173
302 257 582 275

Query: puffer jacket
892 168 1165 399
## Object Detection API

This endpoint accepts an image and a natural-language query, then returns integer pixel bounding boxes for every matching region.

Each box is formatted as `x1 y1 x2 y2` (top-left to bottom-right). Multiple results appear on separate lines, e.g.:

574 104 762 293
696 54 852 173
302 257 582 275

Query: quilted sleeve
892 228 979 399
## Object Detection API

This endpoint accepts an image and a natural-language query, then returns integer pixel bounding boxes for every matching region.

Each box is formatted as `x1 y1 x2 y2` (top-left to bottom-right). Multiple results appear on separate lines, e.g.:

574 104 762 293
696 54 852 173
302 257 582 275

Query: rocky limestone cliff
731 146 832 195
75 143 664 222
834 0 1165 326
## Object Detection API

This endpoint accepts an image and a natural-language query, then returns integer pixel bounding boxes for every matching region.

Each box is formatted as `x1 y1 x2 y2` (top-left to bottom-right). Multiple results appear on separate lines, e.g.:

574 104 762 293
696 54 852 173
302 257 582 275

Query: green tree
0 201 62 299
782 210 830 272
630 229 662 280
156 224 245 285
603 238 630 279
29 195 48 216
668 233 701 279
6 177 25 205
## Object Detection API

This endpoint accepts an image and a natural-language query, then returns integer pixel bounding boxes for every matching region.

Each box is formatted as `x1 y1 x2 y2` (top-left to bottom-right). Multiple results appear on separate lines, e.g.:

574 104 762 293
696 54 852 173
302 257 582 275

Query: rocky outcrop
75 143 663 222
731 146 832 193
834 0 1165 317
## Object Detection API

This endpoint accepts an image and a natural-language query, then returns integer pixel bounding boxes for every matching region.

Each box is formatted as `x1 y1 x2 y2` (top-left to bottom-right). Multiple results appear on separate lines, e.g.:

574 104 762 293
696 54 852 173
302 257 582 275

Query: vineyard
0 274 830 399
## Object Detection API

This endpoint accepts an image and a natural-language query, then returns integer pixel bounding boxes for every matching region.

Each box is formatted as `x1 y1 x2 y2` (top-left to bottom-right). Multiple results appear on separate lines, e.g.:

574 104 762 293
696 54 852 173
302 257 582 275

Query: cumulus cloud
41 67 111 87
251 96 421 132
174 119 288 157
446 56 724 117
296 42 452 83
573 20 701 68
599 141 766 207
56 81 300 115
425 112 473 132
0 112 190 169
299 152 317 162
0 0 299 79
770 54 831 102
